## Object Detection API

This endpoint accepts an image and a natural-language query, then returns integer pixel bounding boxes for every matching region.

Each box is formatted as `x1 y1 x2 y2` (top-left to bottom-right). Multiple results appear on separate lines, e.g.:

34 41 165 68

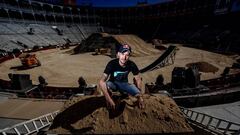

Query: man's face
118 51 130 66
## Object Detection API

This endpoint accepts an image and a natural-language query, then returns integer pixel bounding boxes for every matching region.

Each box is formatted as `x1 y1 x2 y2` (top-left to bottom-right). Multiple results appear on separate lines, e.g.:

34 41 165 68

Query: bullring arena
0 36 236 87
1 0 240 134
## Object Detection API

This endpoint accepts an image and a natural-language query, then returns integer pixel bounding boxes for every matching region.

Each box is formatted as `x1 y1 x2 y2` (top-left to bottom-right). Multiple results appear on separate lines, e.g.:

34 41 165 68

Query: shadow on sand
10 65 36 70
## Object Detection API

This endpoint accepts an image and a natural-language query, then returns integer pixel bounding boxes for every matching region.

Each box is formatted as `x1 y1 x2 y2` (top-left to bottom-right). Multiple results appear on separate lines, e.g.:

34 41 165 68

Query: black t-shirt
104 58 139 82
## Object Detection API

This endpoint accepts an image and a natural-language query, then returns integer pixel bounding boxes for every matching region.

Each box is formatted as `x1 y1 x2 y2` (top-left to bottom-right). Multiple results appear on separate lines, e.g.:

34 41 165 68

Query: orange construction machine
19 53 41 67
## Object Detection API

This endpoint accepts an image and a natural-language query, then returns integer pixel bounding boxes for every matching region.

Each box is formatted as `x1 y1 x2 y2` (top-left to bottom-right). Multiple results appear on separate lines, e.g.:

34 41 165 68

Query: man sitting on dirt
99 44 144 109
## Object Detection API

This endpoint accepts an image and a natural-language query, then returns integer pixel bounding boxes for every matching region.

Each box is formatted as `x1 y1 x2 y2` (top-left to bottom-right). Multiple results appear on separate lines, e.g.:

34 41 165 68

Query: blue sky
76 0 170 7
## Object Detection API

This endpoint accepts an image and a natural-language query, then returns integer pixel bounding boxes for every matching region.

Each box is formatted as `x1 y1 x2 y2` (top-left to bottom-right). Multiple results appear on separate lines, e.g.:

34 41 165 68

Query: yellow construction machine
19 53 41 67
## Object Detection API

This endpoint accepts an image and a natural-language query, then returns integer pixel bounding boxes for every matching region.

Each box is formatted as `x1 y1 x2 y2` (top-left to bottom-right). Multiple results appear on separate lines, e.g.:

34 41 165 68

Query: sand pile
48 94 193 134
186 61 219 73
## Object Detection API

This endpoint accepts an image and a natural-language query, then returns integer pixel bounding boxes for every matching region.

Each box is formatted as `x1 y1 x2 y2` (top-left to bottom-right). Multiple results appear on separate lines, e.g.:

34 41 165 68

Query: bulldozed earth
48 94 193 134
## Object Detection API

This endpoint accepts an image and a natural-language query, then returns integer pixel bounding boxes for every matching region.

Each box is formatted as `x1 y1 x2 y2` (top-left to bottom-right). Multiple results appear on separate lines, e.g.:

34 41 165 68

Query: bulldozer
19 53 41 68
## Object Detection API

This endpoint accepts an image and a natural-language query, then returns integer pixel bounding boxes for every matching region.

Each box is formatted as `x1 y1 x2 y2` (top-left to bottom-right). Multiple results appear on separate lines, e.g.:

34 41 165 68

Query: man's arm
134 74 144 94
99 73 115 109
134 74 145 109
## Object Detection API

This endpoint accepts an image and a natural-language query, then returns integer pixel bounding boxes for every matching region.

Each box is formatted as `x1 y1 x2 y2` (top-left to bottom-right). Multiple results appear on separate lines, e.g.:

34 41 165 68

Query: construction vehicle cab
19 53 41 67
94 48 109 55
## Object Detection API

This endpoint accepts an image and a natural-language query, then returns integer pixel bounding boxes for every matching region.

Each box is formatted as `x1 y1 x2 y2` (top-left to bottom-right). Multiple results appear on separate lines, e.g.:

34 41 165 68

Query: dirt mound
72 33 159 57
186 61 219 73
48 95 193 134
112 34 160 56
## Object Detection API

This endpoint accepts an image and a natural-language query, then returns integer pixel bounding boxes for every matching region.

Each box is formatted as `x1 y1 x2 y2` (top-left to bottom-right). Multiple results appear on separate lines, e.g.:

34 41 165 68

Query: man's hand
137 96 144 109
106 97 116 110
99 73 116 109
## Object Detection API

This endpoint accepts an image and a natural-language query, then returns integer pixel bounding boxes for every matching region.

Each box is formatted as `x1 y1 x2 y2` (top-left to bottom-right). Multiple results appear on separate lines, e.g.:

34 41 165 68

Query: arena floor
0 44 237 89
0 44 239 132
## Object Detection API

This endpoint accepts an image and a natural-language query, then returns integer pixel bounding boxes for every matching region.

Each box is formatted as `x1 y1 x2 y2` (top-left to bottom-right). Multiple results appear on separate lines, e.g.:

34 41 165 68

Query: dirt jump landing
48 95 193 134
112 34 160 56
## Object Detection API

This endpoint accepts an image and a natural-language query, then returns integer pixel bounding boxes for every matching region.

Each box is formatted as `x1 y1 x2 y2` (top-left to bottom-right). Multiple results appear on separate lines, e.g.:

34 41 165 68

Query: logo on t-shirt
114 71 128 82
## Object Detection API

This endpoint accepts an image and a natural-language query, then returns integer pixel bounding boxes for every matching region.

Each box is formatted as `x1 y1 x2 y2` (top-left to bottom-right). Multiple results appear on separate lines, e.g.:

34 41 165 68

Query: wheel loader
19 53 41 67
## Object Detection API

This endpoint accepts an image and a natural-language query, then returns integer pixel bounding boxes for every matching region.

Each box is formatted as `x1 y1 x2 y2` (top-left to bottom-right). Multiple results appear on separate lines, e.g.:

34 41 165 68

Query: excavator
19 53 41 68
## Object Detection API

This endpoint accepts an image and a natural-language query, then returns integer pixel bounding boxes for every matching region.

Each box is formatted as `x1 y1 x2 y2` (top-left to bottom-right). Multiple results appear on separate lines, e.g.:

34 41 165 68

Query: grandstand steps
32 24 62 45
71 25 84 41
0 35 23 51
66 26 82 42
57 26 78 43
1 23 37 47
76 24 87 39
28 24 58 45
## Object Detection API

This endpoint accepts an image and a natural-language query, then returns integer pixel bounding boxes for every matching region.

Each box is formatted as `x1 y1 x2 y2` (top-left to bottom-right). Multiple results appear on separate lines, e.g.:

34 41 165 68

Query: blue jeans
106 81 140 96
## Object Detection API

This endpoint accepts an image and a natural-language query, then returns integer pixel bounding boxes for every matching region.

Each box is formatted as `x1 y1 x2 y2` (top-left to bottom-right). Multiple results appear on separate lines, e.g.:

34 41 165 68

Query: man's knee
126 84 140 96
106 81 117 92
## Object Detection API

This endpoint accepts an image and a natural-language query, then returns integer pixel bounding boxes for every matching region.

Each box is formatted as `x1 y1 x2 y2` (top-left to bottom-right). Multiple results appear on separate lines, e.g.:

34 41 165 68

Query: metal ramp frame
140 45 177 73
0 110 59 135
180 107 240 135
149 51 176 71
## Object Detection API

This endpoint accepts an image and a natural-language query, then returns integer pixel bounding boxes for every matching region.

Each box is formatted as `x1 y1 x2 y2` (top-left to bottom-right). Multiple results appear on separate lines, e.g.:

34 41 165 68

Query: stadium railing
180 107 240 135
0 110 59 135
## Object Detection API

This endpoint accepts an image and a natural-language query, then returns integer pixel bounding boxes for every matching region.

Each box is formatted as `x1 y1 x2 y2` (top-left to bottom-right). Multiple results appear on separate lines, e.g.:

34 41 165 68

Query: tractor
19 53 41 68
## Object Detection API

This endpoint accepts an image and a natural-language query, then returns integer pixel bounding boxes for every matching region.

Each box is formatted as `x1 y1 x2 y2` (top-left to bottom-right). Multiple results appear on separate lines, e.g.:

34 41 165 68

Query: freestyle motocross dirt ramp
112 34 159 56
48 94 193 134
140 45 177 73
73 33 160 57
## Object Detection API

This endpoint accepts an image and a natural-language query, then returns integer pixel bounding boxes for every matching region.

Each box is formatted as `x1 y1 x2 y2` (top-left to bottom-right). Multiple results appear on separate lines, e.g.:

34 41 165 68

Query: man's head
118 44 131 54
117 44 131 66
